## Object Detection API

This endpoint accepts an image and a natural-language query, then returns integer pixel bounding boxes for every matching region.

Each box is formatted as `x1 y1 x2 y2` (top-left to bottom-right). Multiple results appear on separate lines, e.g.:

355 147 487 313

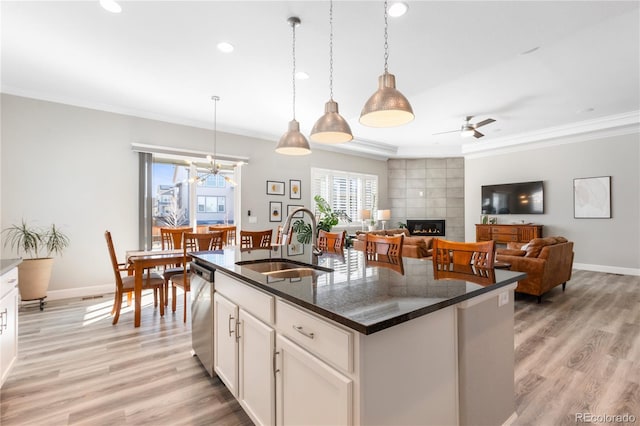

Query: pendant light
360 0 414 128
276 17 312 156
310 0 353 144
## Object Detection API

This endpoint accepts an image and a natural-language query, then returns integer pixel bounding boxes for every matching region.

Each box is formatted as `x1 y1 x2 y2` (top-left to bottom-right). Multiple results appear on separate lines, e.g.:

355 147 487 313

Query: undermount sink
236 259 333 279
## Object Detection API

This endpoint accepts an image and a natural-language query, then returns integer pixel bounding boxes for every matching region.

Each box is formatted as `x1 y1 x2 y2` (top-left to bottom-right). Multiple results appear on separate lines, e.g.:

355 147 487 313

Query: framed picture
287 241 304 256
287 204 304 218
267 180 285 195
269 201 283 222
289 179 302 199
574 176 611 219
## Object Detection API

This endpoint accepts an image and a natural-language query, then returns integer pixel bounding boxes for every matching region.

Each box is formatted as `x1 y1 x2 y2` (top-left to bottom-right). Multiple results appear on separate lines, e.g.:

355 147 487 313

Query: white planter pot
18 258 54 302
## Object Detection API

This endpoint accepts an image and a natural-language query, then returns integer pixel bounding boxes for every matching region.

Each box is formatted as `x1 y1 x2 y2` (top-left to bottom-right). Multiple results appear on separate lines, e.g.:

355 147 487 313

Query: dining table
126 249 189 327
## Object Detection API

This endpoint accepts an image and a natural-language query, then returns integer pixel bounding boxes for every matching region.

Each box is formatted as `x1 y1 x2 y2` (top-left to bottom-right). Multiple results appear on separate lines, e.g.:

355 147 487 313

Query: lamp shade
361 209 372 220
310 100 353 144
360 72 414 128
276 120 311 156
376 209 391 221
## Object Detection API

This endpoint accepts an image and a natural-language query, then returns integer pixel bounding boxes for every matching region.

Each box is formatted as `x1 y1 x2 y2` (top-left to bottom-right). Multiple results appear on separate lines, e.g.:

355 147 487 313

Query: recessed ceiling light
217 42 234 53
389 2 409 17
295 71 309 80
99 0 122 13
521 46 540 55
577 107 595 114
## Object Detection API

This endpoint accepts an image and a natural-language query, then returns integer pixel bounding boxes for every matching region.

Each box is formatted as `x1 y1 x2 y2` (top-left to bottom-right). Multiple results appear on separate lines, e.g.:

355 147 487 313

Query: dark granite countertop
191 247 525 335
0 258 22 276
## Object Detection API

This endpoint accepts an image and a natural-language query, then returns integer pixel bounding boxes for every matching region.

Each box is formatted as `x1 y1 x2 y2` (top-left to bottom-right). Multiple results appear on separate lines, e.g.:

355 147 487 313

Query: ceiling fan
190 96 237 186
433 116 496 139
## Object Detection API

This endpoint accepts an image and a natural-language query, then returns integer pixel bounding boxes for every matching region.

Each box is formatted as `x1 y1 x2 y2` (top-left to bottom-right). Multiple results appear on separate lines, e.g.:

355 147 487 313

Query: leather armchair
496 236 574 303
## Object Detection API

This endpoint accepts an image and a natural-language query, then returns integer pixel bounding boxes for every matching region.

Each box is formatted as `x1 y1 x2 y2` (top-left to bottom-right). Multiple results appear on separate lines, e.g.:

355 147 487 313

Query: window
200 174 226 188
197 196 226 213
311 168 378 223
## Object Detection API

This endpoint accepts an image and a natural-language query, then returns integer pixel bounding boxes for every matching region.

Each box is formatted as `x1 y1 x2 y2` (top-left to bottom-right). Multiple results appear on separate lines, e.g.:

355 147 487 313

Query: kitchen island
191 247 525 426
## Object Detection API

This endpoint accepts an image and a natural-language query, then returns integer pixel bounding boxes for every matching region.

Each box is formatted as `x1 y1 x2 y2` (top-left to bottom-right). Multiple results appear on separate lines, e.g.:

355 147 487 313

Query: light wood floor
1 270 638 425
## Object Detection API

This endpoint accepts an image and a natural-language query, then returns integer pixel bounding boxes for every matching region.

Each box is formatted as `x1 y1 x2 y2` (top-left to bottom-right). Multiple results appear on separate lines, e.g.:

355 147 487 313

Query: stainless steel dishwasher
190 261 215 377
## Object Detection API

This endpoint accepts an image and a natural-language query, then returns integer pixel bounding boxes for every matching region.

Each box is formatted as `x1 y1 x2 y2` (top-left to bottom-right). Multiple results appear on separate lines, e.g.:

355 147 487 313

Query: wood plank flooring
1 270 638 425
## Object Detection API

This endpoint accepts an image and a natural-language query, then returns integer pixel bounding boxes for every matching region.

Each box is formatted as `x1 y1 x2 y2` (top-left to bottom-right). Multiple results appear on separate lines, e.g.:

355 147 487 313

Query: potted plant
2 220 70 309
291 195 352 244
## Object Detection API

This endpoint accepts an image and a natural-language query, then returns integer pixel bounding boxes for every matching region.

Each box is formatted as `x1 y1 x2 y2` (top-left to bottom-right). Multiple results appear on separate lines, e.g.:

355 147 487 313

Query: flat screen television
481 181 544 214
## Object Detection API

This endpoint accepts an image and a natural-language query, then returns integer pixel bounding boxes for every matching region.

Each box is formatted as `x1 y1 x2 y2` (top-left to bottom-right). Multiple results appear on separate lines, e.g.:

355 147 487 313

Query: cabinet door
476 225 491 241
0 286 18 387
239 309 275 426
213 293 239 396
276 335 353 426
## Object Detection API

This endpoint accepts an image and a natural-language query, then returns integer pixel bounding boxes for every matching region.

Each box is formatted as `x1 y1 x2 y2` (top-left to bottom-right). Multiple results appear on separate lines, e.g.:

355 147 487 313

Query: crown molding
463 111 640 158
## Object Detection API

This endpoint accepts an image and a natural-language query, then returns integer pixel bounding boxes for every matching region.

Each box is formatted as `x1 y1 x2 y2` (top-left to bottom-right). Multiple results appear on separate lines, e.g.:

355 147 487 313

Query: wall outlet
248 216 257 224
498 291 509 307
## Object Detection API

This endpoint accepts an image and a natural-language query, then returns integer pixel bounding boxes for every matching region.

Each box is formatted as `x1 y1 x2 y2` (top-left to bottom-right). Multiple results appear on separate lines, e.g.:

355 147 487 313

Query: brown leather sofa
496 236 574 303
353 228 433 258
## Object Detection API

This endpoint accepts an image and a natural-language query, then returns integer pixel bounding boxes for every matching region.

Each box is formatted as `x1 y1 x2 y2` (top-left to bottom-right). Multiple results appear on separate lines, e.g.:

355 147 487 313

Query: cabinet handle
235 319 241 343
292 325 315 339
7 278 16 284
0 309 6 334
273 351 280 375
228 315 235 337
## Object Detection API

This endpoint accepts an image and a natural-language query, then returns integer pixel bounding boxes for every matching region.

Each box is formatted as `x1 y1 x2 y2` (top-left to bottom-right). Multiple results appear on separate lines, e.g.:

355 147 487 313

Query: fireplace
406 219 445 237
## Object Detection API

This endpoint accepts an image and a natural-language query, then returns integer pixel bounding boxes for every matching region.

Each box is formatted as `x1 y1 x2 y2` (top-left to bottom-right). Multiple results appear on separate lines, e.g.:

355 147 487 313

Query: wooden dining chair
160 226 191 306
170 231 223 322
104 230 165 325
432 263 496 285
432 238 495 269
365 233 404 257
240 230 273 249
317 230 346 251
209 225 237 246
275 225 294 245
364 233 404 274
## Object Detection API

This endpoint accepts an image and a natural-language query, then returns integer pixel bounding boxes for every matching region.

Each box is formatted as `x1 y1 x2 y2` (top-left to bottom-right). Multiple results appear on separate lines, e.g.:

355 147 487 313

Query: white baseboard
502 411 518 426
573 263 640 277
43 284 114 301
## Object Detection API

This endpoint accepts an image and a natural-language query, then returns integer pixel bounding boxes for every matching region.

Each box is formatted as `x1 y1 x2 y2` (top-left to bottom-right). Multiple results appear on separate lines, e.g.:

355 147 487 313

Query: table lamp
377 209 391 230
361 209 371 231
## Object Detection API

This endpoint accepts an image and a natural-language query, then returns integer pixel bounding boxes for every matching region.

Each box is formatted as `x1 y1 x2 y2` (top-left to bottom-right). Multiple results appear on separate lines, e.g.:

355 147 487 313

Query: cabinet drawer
215 272 274 324
491 227 517 235
494 233 519 242
276 300 353 373
1 268 18 299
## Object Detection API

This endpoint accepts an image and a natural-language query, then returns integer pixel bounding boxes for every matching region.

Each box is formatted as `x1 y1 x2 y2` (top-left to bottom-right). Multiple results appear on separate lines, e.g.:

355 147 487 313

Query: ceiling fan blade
473 130 485 138
432 129 460 135
474 118 496 128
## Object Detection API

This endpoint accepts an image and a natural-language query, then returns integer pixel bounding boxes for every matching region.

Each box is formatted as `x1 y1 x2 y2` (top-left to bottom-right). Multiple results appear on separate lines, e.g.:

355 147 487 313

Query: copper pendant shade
310 0 353 144
359 0 414 128
276 16 311 156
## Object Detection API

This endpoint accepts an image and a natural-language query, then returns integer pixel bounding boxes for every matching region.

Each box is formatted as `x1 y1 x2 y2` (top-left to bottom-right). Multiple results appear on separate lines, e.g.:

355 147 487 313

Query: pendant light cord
291 20 297 120
212 95 219 168
329 0 334 100
383 0 389 74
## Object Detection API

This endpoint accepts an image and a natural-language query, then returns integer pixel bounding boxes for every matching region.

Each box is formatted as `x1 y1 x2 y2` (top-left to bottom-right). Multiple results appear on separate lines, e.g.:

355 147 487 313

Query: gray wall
388 158 465 241
1 94 387 298
465 133 640 274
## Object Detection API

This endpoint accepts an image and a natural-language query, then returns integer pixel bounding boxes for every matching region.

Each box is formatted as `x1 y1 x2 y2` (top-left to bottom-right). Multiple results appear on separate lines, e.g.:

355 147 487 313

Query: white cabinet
275 334 353 426
239 309 275 426
213 292 239 396
214 273 276 426
1 266 19 388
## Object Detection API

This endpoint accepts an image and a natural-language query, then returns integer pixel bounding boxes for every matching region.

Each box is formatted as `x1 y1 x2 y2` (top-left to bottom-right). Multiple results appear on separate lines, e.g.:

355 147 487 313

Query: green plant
398 222 407 229
314 195 351 232
2 220 70 259
292 219 312 244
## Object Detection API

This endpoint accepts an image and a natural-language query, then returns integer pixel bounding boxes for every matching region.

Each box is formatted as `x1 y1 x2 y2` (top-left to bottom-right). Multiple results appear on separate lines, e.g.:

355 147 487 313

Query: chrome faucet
280 207 323 257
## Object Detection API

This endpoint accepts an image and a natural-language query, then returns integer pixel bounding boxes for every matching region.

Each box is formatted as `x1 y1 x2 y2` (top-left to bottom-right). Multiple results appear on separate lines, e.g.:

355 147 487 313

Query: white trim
502 411 519 426
131 142 249 164
43 284 114 301
573 263 640 277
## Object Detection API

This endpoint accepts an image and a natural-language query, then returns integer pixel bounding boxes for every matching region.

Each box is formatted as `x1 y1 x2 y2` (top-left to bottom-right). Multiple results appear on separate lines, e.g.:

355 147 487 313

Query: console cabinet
476 224 542 244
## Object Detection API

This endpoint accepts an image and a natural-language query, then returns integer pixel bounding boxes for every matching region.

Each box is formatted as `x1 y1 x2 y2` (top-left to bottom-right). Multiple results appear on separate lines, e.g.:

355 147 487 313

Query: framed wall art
266 180 285 195
573 176 611 219
269 201 283 222
287 204 304 218
289 179 301 199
